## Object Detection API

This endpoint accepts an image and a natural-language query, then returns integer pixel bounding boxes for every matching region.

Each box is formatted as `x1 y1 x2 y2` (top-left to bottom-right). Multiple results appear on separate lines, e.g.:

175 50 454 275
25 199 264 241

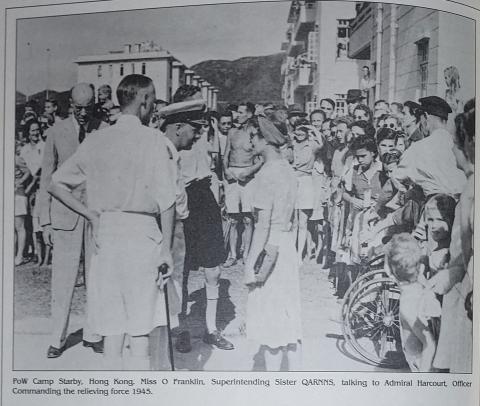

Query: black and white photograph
9 0 476 375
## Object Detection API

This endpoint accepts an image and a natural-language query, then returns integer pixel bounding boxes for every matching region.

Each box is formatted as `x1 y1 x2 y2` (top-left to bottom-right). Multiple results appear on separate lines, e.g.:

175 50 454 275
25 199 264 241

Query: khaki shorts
224 167 255 214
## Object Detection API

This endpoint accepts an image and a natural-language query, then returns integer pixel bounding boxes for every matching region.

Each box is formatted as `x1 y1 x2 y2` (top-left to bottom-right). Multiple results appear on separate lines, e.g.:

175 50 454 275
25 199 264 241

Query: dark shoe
47 345 65 358
203 330 234 350
175 331 192 353
83 340 104 354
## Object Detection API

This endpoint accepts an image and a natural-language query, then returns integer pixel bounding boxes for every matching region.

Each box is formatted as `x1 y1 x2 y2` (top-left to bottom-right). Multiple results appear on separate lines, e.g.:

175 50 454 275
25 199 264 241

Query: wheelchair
340 254 407 368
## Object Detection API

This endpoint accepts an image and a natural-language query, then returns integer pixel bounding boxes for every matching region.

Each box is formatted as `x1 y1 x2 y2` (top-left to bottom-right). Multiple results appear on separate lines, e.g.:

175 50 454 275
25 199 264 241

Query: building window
335 93 347 116
307 31 317 62
108 64 113 77
336 19 352 59
141 63 146 75
417 38 429 98
120 64 124 76
97 65 102 78
131 63 135 74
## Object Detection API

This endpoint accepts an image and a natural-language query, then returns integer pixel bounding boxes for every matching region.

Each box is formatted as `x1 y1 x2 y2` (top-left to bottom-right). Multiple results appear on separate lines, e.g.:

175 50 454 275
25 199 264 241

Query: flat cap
404 100 422 112
418 96 452 120
287 103 307 117
346 89 366 103
158 99 208 125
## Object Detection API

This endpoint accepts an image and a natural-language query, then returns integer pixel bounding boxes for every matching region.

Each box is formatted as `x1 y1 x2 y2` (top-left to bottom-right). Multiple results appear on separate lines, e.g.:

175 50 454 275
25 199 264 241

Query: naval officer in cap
159 87 234 353
392 95 466 198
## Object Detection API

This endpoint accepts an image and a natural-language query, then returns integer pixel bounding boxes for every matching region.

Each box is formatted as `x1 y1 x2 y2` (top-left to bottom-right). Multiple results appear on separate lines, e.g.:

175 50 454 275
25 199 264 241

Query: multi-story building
349 2 475 107
281 1 368 115
74 41 218 109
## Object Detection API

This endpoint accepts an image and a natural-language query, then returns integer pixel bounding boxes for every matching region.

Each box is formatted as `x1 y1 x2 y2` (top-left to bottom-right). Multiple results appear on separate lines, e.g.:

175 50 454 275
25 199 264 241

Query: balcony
287 41 303 57
293 2 316 41
348 2 373 59
293 63 313 91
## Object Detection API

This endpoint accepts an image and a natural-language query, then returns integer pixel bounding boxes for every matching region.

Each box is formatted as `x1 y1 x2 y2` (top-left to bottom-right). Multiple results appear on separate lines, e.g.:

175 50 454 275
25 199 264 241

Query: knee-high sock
205 282 219 333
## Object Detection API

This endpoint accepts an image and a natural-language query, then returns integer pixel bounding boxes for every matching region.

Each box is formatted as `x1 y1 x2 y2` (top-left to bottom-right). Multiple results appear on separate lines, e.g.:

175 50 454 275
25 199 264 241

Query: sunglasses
383 123 396 129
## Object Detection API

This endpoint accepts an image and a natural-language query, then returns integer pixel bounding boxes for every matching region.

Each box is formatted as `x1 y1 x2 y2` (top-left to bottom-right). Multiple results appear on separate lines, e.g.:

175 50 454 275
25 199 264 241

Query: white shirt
163 135 189 220
52 114 175 214
179 134 212 186
20 141 45 176
392 127 466 196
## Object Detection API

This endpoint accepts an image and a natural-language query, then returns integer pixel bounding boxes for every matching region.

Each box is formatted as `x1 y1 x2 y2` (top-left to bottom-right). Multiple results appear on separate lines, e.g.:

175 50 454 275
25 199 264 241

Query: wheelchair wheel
340 269 389 323
342 276 405 368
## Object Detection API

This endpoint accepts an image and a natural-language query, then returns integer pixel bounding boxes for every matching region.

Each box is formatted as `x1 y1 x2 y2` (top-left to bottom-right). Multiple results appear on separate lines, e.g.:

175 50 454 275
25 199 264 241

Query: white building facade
281 1 368 115
74 41 218 109
348 3 475 107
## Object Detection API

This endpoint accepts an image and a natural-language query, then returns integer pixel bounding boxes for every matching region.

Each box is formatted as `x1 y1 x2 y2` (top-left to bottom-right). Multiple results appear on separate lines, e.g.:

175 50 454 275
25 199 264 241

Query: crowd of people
14 76 474 373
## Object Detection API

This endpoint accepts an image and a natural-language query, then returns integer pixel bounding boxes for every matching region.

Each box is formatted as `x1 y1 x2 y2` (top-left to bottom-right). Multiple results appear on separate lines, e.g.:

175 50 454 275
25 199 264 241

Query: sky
16 1 290 96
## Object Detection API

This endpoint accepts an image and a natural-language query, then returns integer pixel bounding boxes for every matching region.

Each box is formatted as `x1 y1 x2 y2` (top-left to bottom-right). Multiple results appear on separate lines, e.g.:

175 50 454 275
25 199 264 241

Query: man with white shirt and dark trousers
165 85 234 353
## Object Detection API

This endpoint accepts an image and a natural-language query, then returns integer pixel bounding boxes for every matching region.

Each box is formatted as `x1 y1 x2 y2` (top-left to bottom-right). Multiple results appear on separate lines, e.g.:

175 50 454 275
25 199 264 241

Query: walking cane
159 264 175 371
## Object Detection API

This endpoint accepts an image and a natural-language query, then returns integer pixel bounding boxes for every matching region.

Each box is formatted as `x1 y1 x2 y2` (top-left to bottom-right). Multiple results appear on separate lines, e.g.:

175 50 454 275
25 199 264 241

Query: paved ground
12 259 404 371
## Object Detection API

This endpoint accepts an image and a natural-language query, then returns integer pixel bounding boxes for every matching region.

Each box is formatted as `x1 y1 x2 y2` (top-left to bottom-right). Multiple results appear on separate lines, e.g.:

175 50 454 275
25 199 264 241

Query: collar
356 159 382 178
116 114 142 127
71 116 80 135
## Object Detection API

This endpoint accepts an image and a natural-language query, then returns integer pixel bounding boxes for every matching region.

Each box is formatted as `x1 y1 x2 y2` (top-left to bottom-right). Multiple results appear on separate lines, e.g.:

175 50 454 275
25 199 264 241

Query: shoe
175 331 192 353
223 257 236 268
203 330 234 350
83 340 104 354
14 257 26 266
47 345 65 358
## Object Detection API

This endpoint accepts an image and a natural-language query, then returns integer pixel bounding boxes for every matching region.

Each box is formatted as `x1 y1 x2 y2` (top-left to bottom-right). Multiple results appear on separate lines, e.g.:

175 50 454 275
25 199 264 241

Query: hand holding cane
158 263 175 371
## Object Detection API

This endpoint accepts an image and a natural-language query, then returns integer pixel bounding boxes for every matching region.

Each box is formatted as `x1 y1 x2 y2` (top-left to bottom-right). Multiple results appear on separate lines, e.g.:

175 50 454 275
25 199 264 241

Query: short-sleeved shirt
293 139 319 175
350 160 383 201
163 135 189 220
252 159 297 232
392 128 466 196
52 114 176 214
179 134 212 186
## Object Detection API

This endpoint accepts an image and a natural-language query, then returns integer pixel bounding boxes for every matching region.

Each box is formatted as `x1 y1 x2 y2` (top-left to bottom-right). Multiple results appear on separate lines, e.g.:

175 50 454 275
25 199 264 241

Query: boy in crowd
386 233 440 372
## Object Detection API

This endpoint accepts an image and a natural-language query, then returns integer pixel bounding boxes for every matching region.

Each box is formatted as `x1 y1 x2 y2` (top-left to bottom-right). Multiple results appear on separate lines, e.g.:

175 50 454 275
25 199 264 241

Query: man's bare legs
241 214 253 260
225 213 253 266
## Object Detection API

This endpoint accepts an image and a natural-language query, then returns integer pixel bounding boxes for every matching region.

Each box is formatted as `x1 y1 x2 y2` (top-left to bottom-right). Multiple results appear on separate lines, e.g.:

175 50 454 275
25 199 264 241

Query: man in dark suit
38 82 107 358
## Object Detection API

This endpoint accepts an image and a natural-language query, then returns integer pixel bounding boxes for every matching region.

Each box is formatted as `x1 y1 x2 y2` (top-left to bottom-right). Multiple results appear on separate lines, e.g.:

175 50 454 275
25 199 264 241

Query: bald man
38 83 107 358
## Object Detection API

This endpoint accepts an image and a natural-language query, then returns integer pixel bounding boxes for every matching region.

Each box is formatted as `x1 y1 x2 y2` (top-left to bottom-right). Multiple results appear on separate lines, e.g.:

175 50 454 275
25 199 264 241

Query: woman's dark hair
350 135 377 154
25 119 41 139
353 104 373 122
351 120 375 138
454 98 475 151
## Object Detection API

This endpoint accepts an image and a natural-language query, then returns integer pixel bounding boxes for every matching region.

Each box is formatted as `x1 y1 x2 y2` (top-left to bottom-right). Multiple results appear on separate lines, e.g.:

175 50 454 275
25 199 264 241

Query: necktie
79 125 86 144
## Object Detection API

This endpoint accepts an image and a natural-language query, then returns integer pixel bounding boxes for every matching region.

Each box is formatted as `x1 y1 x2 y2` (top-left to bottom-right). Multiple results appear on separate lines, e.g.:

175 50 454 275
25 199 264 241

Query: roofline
74 51 173 64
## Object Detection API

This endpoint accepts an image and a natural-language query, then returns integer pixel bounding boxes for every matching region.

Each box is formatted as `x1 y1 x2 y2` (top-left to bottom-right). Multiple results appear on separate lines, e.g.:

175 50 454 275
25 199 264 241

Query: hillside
191 53 284 105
